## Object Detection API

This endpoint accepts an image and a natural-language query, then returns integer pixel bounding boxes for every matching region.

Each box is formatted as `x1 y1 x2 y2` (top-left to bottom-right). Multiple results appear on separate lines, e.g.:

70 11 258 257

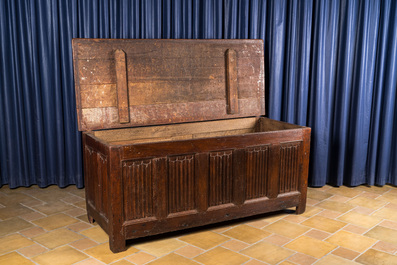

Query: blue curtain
1 0 396 188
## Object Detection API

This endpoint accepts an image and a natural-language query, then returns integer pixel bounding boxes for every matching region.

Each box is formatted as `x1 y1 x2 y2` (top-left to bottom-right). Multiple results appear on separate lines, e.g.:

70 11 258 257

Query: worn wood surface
83 119 311 253
72 39 265 131
75 39 311 254
114 49 130 123
226 49 239 114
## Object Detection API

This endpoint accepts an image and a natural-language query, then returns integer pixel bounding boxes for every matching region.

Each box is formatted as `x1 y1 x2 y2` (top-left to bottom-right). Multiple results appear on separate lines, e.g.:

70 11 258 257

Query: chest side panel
72 39 265 131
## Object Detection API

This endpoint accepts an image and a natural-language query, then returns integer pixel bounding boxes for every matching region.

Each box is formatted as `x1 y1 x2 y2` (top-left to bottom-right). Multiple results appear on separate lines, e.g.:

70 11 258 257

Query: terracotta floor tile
69 238 98 250
0 234 34 254
342 224 368 234
315 254 357 265
26 189 69 202
326 230 377 252
379 220 397 230
326 186 363 198
77 214 91 223
84 243 138 264
0 217 33 237
74 258 106 265
377 192 397 204
244 260 268 265
32 201 76 215
365 225 397 245
60 194 85 204
135 238 186 256
18 243 48 257
316 200 355 213
304 229 331 240
179 231 228 250
302 215 346 233
64 207 86 217
19 227 46 238
331 247 360 260
372 207 397 222
356 248 397 265
0 252 35 265
338 211 382 229
372 240 397 254
264 219 310 238
111 260 134 265
261 212 287 223
285 236 337 258
241 241 294 264
195 247 249 265
64 186 86 198
354 185 391 194
221 239 250 251
68 222 92 232
353 206 376 215
149 253 199 265
20 211 46 221
32 213 78 230
79 226 108 243
33 228 83 249
299 206 323 217
74 201 87 209
360 191 381 199
307 189 333 201
385 202 397 210
32 245 88 265
329 195 351 203
1 183 397 265
317 209 343 219
262 234 291 246
287 253 317 265
0 192 38 206
223 224 270 244
283 214 307 223
125 251 158 264
279 262 296 265
348 196 387 209
245 219 269 229
306 198 321 206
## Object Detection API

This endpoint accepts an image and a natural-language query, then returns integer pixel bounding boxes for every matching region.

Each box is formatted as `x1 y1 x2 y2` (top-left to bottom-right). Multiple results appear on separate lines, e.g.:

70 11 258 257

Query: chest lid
72 39 265 131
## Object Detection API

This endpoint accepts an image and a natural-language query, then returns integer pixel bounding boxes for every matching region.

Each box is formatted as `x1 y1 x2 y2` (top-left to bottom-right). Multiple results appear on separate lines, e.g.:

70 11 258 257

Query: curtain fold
1 0 396 188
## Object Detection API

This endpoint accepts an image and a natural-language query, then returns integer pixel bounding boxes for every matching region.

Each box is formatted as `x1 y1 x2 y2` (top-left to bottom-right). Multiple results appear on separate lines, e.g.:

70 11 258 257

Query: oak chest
72 39 311 253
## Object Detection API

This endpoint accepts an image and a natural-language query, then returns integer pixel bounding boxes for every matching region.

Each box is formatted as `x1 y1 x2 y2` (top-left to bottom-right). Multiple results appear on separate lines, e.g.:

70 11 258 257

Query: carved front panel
279 141 302 193
245 145 270 200
84 146 108 217
122 159 154 220
168 155 195 213
209 150 233 206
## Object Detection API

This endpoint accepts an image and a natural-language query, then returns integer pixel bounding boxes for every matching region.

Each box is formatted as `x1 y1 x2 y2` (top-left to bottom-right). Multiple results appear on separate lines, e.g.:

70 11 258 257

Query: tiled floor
0 185 397 265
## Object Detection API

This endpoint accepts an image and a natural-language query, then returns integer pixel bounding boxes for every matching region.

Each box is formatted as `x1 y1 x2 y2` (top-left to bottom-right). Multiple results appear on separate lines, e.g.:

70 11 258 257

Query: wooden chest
72 39 311 253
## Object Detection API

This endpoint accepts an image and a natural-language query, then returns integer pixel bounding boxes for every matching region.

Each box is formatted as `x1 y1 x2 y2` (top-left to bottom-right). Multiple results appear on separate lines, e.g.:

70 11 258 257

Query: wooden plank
80 84 117 108
226 49 239 114
76 56 262 85
72 39 265 131
73 39 264 60
115 49 130 123
94 117 259 142
80 99 263 131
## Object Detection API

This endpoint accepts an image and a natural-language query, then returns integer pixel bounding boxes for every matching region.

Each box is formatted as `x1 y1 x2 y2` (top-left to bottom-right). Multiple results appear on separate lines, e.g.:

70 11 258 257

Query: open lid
72 39 265 131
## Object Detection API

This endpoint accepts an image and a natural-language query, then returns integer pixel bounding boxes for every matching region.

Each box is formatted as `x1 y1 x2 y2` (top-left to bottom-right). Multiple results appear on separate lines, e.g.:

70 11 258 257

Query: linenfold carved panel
168 155 196 213
85 146 108 217
279 141 302 193
209 150 233 206
122 159 154 220
245 145 270 200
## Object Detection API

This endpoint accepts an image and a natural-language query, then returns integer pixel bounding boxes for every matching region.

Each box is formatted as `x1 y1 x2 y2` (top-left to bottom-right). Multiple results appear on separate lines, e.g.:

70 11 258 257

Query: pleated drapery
1 0 396 188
